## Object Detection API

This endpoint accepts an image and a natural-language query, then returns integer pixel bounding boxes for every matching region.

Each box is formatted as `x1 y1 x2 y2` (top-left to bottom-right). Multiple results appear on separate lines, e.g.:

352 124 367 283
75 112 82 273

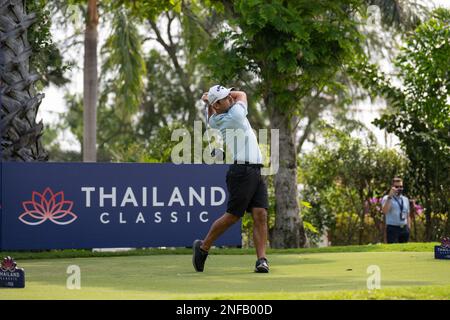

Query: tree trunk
423 180 433 241
83 0 98 162
269 103 308 248
358 191 366 245
0 0 47 161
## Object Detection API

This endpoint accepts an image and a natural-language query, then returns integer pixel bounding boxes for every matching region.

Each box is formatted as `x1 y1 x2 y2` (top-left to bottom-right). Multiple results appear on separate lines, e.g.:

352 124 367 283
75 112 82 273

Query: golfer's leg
252 207 268 259
201 213 240 251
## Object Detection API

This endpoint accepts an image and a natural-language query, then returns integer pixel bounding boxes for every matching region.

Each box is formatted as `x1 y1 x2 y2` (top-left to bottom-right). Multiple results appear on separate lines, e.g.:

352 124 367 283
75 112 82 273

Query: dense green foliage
299 127 410 245
203 0 365 111
350 8 450 240
26 0 71 89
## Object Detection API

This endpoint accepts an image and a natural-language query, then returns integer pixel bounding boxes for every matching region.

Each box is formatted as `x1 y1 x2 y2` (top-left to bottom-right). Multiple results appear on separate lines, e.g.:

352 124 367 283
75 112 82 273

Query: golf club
204 102 213 156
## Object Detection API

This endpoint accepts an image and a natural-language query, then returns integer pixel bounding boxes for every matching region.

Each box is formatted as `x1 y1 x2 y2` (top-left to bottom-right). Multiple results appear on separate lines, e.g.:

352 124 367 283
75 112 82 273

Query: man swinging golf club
192 85 270 273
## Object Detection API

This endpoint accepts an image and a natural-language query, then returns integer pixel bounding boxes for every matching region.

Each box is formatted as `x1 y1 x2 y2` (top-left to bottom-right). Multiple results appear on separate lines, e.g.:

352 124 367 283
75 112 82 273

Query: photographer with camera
381 177 411 243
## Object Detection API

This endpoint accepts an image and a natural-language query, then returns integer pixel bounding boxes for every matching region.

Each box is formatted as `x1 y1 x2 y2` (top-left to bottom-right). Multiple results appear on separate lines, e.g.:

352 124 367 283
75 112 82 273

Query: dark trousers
386 225 410 244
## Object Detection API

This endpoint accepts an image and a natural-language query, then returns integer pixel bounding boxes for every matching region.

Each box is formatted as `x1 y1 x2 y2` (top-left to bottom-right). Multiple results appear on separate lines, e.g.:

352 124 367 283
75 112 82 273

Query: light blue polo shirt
381 195 410 226
209 101 263 164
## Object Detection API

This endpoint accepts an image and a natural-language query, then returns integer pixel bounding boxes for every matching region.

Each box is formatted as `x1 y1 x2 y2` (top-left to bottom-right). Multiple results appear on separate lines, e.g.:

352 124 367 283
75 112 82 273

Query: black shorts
226 164 269 217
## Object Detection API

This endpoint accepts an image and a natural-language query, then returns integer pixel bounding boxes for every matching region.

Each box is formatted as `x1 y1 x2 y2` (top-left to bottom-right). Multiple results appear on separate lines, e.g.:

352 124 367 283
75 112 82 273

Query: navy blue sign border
0 162 241 250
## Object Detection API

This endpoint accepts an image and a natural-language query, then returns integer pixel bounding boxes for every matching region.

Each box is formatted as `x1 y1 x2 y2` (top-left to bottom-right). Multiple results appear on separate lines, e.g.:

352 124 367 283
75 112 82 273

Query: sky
36 0 450 153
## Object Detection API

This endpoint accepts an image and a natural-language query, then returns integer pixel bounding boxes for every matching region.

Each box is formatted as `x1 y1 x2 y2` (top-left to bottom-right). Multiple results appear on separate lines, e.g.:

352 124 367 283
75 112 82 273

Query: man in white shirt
381 177 411 243
192 85 269 273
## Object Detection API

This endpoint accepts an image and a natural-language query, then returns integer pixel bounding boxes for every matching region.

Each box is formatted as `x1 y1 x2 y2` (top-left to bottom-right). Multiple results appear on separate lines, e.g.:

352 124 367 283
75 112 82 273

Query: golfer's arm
208 104 215 120
230 91 247 106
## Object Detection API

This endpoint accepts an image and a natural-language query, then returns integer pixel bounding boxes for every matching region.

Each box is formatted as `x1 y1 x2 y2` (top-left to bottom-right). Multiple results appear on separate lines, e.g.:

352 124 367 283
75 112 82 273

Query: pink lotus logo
1 256 17 272
19 188 77 226
442 237 450 249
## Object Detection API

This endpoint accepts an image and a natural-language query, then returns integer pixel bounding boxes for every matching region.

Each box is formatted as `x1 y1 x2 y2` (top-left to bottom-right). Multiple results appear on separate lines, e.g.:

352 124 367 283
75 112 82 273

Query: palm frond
101 6 146 121
367 0 429 30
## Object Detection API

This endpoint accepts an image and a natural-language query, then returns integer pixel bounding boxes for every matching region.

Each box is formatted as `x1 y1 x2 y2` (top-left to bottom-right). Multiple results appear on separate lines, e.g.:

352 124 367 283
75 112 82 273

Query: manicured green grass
0 242 439 260
0 244 448 300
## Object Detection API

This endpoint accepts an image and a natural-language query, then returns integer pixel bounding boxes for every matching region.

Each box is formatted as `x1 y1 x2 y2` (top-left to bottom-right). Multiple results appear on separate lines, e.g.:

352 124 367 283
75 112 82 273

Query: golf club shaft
204 102 213 155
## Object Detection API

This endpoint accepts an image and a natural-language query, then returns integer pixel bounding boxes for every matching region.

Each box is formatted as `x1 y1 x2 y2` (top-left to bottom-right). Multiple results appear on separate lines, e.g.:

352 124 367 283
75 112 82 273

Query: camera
394 186 403 196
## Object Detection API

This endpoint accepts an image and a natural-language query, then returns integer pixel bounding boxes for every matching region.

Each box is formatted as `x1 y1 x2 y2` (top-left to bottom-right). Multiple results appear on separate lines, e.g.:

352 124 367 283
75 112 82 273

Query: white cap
207 85 234 105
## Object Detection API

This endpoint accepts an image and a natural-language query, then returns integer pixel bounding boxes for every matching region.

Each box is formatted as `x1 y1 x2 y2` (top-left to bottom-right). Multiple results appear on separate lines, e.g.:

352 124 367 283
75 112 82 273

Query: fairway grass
1 250 449 300
0 242 440 260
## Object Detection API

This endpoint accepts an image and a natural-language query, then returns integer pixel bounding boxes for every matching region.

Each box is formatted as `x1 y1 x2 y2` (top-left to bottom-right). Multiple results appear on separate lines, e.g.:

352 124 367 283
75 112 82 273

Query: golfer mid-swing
192 85 269 273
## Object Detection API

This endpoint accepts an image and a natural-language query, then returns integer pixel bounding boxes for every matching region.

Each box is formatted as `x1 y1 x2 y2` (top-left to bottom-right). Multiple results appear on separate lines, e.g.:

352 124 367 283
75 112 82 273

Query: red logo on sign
1 256 17 272
19 188 77 226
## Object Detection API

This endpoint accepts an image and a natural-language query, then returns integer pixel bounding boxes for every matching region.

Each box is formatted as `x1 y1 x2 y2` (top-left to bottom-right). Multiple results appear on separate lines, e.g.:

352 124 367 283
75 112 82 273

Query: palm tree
0 0 47 161
83 0 98 162
368 0 427 29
